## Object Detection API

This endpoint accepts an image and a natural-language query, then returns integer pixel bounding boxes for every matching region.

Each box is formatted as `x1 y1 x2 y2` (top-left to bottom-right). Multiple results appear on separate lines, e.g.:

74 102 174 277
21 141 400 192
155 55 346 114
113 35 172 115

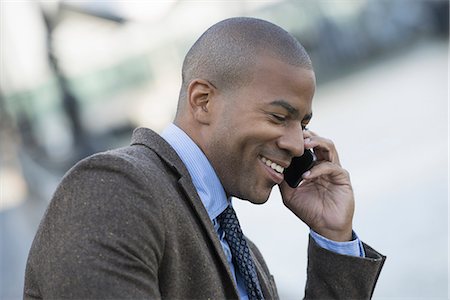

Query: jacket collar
131 127 187 179
160 123 229 221
130 127 239 297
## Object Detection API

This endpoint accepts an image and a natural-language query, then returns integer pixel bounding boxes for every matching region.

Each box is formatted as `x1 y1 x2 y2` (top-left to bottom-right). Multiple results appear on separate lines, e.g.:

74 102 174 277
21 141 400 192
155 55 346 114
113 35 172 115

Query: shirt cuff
310 229 365 257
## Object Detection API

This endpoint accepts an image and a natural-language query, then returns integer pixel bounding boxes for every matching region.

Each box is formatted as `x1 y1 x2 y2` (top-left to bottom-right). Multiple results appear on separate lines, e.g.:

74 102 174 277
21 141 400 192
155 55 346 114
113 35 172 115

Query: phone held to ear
283 149 316 188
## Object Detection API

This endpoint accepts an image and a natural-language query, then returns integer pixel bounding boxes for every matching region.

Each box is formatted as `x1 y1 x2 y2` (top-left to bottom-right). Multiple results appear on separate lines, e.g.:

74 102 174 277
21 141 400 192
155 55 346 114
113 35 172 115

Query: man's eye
271 114 286 122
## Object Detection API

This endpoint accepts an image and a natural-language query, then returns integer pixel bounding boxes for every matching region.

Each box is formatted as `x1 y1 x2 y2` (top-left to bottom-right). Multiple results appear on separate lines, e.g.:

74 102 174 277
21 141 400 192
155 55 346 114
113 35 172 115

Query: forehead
245 55 315 114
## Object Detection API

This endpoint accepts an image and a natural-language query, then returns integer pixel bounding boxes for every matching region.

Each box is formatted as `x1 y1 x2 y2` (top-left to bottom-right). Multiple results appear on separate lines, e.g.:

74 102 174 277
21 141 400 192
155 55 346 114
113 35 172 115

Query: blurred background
0 0 448 299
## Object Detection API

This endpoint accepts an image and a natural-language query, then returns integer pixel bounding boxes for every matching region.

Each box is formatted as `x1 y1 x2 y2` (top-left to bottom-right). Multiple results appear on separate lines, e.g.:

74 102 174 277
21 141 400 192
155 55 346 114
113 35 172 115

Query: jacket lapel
131 127 239 296
250 247 277 300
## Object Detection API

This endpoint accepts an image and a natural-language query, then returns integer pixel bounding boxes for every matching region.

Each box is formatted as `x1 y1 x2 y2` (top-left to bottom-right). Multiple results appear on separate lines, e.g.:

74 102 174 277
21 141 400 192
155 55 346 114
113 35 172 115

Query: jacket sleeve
24 152 165 299
304 235 386 300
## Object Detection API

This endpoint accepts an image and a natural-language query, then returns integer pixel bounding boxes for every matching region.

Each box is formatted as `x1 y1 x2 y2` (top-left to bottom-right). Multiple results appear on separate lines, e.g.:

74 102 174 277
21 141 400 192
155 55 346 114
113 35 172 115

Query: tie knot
217 205 240 229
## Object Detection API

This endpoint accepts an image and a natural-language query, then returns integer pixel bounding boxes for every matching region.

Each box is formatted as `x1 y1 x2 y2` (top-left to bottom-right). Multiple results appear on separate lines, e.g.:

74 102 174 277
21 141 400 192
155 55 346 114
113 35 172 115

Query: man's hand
279 130 355 242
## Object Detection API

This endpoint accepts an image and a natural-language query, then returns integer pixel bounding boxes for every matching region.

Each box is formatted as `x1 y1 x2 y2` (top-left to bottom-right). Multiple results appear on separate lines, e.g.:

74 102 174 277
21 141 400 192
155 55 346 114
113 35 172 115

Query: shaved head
176 17 312 117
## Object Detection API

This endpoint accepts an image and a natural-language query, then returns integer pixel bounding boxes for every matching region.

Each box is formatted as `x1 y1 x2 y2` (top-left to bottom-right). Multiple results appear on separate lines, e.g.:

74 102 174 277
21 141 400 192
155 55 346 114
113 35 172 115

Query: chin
248 198 269 205
241 189 271 205
229 180 273 204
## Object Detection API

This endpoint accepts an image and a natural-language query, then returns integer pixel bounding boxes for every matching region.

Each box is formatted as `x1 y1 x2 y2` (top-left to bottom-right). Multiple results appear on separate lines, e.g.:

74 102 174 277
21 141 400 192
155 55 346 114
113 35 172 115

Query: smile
260 156 285 174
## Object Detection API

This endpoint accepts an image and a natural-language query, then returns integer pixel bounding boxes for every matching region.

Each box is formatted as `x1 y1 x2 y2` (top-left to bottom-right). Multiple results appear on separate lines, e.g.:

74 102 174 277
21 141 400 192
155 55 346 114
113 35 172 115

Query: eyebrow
269 100 313 121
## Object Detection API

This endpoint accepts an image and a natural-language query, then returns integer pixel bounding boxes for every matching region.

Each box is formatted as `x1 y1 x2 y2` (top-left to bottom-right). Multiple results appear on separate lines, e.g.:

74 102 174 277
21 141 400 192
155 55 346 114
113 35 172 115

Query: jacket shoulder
24 141 177 299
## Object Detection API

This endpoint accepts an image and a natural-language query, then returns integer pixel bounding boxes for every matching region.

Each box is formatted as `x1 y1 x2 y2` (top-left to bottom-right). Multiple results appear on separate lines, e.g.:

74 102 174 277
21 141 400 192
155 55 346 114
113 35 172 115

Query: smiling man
24 17 385 299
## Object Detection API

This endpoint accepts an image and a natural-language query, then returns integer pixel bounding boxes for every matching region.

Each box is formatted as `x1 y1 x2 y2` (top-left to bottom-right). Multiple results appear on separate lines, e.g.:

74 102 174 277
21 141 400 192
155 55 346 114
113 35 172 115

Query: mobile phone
283 149 316 188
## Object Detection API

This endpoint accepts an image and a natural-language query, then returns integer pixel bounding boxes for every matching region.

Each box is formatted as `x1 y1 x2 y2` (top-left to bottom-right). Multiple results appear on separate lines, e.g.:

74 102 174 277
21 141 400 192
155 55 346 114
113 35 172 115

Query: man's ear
187 79 216 124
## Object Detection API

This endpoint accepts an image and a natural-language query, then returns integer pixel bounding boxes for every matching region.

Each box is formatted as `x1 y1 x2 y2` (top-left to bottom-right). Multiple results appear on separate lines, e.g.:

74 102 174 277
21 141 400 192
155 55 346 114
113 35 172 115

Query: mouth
261 156 285 173
259 155 286 184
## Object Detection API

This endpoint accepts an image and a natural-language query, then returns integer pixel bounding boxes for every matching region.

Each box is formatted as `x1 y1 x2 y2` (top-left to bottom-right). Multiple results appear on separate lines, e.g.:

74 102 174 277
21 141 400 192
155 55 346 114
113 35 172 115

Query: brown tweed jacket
24 127 385 299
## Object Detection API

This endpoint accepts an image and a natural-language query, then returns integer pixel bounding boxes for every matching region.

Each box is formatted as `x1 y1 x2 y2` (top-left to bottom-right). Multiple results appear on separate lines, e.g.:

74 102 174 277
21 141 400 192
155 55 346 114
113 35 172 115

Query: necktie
217 205 264 300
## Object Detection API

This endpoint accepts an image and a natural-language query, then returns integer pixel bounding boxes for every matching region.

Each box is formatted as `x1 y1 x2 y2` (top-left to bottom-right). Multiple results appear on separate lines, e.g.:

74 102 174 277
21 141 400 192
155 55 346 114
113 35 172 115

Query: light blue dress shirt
161 123 364 299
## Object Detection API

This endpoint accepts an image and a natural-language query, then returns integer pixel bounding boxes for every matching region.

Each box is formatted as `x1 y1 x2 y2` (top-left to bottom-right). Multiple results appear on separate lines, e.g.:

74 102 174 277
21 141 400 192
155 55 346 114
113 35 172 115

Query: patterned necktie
217 205 264 300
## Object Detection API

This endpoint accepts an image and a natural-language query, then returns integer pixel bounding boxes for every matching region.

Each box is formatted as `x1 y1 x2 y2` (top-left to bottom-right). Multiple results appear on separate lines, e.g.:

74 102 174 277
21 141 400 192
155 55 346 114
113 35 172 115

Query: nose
277 123 304 157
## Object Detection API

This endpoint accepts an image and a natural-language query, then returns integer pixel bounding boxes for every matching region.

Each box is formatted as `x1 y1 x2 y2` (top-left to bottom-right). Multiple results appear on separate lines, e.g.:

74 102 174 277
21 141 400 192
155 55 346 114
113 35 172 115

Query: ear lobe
187 79 216 124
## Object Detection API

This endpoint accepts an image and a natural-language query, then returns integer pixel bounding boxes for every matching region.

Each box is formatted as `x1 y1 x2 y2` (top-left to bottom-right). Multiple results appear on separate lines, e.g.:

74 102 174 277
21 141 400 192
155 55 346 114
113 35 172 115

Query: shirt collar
161 123 229 220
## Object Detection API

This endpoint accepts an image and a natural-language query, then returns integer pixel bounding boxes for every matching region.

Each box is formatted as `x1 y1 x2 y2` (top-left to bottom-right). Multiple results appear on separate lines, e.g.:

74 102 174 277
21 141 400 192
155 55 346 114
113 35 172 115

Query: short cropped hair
177 17 312 114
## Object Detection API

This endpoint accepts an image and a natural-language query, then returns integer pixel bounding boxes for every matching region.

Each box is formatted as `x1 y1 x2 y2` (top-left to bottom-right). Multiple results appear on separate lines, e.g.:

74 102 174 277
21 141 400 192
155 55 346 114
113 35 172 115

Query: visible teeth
261 156 284 174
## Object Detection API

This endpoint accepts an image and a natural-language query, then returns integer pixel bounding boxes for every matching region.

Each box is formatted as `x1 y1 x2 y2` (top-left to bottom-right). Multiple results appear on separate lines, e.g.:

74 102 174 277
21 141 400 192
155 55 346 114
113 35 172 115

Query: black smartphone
283 149 316 188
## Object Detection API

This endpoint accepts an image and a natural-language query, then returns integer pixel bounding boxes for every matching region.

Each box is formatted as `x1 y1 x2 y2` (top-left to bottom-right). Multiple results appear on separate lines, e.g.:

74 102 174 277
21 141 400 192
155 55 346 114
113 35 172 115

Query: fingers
302 161 350 185
302 128 314 139
303 130 341 166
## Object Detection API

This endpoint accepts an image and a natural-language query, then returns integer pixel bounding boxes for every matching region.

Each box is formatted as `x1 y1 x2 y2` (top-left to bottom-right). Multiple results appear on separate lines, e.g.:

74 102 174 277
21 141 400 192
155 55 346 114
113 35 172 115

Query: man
24 17 385 299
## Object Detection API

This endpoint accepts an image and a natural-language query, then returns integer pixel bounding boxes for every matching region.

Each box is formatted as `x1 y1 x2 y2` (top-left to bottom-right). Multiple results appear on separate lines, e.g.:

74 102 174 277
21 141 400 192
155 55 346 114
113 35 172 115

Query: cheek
207 130 253 177
210 113 282 166
226 122 283 165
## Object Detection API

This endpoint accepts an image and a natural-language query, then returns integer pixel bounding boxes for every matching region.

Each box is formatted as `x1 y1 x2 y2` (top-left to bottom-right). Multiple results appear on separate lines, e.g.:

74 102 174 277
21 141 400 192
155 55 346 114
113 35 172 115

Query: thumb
278 181 296 201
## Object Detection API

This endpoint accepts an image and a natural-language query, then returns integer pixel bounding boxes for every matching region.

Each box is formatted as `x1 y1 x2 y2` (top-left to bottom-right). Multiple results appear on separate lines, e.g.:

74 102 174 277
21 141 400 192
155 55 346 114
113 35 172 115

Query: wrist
314 227 353 242
310 229 365 257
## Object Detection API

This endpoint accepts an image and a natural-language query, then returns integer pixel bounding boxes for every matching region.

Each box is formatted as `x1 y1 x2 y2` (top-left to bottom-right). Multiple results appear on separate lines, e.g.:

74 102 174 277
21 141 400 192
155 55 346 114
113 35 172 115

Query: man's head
175 17 316 203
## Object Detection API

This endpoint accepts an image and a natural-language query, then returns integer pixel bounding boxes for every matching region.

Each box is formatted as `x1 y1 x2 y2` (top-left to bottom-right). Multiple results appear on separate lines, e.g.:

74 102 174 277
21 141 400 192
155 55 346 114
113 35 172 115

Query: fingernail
304 138 311 144
303 171 311 178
